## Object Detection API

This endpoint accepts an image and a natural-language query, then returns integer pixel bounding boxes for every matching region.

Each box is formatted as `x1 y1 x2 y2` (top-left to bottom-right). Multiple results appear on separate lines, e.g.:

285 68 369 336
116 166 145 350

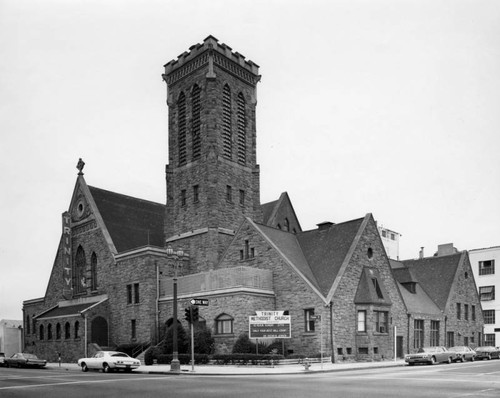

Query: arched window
91 252 98 291
65 322 71 339
47 324 53 340
284 218 290 232
39 324 44 340
56 323 61 340
74 321 80 339
178 92 187 166
215 313 234 335
237 92 246 165
74 246 87 294
222 84 232 159
191 85 201 161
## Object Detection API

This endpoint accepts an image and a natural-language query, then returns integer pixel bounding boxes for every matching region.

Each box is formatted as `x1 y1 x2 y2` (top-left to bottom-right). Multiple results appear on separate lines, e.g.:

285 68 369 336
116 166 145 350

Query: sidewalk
46 359 406 375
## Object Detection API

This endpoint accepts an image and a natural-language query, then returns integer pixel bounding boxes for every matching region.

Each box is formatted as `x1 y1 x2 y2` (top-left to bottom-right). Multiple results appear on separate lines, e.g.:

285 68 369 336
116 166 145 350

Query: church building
22 36 482 363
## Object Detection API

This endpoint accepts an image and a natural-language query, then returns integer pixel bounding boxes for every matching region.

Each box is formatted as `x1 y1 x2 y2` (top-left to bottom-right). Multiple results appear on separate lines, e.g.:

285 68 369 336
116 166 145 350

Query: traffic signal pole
190 306 195 372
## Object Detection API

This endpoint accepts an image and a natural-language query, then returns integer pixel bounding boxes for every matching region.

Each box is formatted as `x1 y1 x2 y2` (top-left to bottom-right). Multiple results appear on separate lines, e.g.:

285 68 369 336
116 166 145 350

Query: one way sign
190 298 209 306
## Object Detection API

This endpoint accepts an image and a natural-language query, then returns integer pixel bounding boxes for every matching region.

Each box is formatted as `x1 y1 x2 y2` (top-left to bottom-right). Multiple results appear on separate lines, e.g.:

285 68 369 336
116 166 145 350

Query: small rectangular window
375 311 388 333
181 189 186 207
131 319 136 339
134 283 139 304
414 319 424 349
127 284 132 304
479 286 495 301
457 303 461 319
304 308 315 332
483 309 495 324
226 185 232 202
193 185 199 203
430 320 440 346
357 310 366 332
479 260 495 276
464 304 469 321
239 189 245 206
472 305 476 321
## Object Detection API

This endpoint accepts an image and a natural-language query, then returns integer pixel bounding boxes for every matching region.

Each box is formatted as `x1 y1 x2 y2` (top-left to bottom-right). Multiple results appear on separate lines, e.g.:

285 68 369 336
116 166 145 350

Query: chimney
437 243 457 257
419 247 424 259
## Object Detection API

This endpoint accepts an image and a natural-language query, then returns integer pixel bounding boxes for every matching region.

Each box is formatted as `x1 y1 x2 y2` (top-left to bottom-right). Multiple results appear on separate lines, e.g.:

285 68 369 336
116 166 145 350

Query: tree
163 323 189 354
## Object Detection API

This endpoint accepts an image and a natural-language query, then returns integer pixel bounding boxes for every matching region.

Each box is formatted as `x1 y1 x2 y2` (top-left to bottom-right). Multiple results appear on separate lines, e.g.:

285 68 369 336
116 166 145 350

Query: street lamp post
166 246 187 374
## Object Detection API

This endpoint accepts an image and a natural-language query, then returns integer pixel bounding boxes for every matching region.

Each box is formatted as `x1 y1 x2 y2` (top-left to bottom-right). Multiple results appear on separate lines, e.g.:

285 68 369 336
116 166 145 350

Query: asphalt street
1 360 499 398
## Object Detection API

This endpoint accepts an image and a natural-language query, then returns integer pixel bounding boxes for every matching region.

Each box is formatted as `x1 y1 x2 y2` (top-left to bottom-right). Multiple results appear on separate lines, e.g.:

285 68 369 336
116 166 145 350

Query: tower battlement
163 35 260 86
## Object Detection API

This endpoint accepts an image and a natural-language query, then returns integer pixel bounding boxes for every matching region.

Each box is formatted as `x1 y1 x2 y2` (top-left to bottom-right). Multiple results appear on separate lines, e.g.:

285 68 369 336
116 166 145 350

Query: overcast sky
1 0 499 321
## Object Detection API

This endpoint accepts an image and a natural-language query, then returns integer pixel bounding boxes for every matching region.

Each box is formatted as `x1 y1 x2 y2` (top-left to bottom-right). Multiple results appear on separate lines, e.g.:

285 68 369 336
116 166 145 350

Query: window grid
414 319 424 349
375 311 388 333
483 309 495 324
304 309 315 332
430 320 440 346
479 286 495 301
479 260 495 276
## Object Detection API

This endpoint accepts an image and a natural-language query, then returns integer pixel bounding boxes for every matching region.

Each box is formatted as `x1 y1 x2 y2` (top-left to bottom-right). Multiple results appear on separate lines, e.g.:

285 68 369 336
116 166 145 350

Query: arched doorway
91 316 108 347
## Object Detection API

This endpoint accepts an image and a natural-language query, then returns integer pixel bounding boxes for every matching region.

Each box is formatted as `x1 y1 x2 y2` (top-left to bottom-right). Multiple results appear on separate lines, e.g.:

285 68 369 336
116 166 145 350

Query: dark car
405 346 454 365
5 353 47 368
474 346 500 360
449 346 476 362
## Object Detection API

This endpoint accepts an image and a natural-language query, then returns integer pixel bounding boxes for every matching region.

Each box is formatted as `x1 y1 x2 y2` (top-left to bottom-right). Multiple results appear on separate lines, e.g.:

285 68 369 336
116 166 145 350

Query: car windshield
449 346 465 351
23 354 37 359
111 352 130 357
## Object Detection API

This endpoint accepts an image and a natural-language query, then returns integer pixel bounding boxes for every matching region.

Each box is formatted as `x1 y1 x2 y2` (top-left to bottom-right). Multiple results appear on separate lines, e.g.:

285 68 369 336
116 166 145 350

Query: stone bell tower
163 36 262 271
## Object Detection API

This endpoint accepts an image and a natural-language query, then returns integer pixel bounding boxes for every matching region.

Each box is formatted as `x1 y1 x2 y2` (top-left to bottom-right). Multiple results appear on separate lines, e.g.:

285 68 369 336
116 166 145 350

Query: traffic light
192 306 199 322
184 307 191 322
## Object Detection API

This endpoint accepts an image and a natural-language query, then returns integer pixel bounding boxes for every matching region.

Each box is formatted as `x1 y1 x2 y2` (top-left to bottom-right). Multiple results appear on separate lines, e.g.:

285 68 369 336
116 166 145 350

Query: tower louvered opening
237 92 246 165
191 85 201 161
178 92 187 166
222 84 232 160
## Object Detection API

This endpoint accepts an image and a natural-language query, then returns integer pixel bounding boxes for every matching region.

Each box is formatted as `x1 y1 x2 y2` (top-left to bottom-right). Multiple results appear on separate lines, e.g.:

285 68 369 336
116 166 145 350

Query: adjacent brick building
23 36 483 363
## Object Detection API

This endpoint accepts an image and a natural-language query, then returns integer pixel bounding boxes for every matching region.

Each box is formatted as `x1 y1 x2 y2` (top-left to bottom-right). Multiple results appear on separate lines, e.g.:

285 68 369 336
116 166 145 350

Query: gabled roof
396 281 442 316
297 218 365 297
252 222 320 292
88 186 166 253
400 252 463 311
250 216 366 300
261 192 302 232
354 267 392 306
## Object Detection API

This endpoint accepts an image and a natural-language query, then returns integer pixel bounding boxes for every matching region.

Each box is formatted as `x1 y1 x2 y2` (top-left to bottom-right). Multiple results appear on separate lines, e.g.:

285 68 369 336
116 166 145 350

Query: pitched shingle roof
254 217 364 298
297 218 364 297
401 253 463 311
89 186 166 253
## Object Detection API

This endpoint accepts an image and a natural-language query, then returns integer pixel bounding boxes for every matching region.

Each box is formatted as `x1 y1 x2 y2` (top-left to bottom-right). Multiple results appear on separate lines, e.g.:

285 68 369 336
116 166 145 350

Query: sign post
188 298 208 372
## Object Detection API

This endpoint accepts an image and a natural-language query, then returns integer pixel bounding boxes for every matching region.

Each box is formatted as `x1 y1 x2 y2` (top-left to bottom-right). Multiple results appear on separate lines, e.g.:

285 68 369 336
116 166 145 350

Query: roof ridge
88 186 165 207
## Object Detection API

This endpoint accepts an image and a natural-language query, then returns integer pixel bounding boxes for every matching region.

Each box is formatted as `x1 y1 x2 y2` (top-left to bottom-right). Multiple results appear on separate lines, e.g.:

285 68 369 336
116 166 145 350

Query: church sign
62 211 72 298
249 311 291 339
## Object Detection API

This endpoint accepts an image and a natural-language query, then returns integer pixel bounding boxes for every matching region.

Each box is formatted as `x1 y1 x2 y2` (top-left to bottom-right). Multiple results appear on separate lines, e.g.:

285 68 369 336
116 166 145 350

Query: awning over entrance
35 298 107 320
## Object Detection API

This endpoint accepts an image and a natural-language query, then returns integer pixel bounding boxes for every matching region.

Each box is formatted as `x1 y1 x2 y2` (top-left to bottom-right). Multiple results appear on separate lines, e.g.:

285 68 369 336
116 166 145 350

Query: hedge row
212 353 284 365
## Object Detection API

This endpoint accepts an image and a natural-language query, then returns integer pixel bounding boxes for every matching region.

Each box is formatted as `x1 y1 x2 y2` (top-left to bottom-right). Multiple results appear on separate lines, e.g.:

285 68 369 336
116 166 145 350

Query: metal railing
160 266 273 298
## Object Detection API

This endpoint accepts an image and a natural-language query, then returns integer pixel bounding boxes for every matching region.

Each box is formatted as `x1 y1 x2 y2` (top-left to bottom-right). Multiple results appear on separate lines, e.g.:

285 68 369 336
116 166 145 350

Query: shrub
232 333 256 354
163 323 189 354
193 323 215 354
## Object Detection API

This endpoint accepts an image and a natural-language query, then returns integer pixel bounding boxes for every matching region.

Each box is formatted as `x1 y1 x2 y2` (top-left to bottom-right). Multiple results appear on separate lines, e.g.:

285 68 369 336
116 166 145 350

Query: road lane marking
0 375 170 391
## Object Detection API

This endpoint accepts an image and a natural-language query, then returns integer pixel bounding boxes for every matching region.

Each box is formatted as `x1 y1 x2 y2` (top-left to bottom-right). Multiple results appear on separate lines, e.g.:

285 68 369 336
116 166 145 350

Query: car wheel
460 356 465 363
103 363 111 373
447 357 452 364
81 363 88 372
430 357 436 365
471 356 475 362
487 354 492 360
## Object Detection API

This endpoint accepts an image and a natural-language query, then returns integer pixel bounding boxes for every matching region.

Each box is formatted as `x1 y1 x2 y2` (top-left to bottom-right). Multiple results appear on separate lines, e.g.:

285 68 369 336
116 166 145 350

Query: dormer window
402 282 417 294
372 278 384 299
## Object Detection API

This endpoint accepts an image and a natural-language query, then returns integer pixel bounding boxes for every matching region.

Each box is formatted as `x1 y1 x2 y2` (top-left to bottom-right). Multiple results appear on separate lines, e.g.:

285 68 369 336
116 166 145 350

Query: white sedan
78 351 141 372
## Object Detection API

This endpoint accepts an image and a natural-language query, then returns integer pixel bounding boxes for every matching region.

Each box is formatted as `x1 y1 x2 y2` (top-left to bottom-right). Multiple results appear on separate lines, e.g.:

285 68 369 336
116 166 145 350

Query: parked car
5 353 47 368
78 351 141 373
0 352 5 367
474 346 500 360
449 346 476 362
405 346 454 365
